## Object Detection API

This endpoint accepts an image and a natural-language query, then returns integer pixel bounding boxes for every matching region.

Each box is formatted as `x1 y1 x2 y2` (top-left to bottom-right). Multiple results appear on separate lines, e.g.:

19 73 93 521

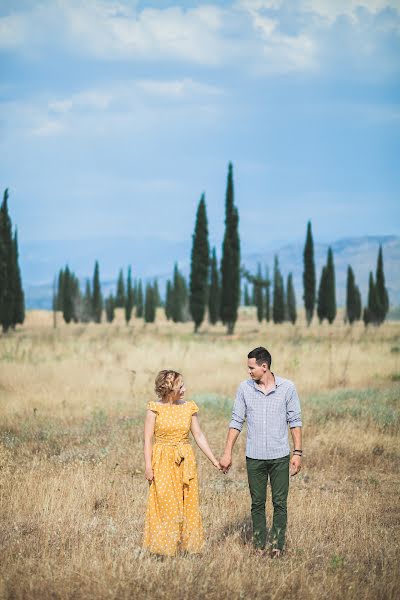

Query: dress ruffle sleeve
147 401 159 413
190 401 199 415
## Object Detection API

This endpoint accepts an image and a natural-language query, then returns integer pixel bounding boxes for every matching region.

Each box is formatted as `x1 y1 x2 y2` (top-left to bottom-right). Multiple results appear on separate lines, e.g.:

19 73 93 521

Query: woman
143 369 221 556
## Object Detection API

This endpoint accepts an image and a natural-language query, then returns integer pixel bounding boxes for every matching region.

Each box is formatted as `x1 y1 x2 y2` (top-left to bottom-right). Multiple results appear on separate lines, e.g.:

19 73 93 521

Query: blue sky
1 0 399 257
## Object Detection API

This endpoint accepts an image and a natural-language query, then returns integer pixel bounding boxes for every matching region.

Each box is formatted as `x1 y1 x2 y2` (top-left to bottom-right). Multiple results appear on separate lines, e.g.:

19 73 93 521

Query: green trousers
246 454 290 551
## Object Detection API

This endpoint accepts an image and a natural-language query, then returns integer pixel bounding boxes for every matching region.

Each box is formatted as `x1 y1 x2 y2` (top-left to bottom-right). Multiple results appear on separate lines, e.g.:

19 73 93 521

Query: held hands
219 453 232 474
212 460 223 471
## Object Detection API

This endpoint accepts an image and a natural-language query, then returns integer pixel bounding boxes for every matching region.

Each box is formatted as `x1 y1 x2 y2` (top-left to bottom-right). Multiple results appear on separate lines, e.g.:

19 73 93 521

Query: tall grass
0 311 399 599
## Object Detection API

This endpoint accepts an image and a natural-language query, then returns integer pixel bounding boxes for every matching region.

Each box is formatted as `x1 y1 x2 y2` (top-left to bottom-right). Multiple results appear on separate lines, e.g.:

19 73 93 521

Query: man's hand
219 453 232 474
290 455 301 476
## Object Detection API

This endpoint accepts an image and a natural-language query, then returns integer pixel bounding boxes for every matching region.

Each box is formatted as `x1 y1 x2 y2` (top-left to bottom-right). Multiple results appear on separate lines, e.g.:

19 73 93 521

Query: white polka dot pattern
143 400 204 556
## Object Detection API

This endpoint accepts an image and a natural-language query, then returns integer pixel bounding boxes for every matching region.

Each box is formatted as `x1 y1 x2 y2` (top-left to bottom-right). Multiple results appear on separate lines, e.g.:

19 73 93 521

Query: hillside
21 235 400 309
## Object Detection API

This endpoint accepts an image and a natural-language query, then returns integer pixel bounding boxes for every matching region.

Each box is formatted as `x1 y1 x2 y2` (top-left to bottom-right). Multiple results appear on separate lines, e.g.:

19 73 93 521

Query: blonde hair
154 370 182 399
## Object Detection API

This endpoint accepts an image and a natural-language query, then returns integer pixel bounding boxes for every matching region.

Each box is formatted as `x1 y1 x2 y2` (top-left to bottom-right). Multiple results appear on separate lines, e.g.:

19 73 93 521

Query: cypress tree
190 194 210 333
11 229 25 327
303 221 316 326
165 280 172 320
144 282 156 323
375 245 389 323
208 247 220 325
364 272 378 326
82 279 92 323
354 285 362 322
125 266 134 324
369 271 381 325
0 189 14 333
255 263 264 323
272 256 285 324
363 306 370 326
317 266 328 323
153 279 161 307
346 266 361 324
346 266 356 324
325 247 336 324
70 273 81 323
92 260 103 323
135 279 143 318
265 266 271 322
115 269 125 308
287 273 297 324
171 263 184 323
105 294 115 323
62 265 73 324
220 162 240 335
177 265 189 322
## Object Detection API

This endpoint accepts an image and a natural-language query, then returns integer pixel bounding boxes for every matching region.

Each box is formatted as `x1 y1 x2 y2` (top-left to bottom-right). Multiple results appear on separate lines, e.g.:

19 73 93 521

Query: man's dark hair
248 347 272 368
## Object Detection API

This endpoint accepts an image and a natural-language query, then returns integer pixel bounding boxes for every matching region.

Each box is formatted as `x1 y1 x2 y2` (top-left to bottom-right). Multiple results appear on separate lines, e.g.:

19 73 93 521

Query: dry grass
0 309 399 600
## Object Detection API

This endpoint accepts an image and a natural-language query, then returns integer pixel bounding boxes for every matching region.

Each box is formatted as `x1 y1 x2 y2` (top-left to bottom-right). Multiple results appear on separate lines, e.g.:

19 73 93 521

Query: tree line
302 221 389 327
0 189 25 333
54 262 162 325
54 165 389 333
1 170 390 335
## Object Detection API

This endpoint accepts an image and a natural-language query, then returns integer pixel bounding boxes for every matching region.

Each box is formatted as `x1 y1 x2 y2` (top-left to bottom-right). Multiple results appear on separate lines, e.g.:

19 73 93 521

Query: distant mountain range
21 235 400 309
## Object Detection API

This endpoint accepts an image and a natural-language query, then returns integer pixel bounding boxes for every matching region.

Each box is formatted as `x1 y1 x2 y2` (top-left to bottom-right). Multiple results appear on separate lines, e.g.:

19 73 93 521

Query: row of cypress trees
303 221 389 326
363 247 389 325
55 261 161 325
55 261 103 324
242 261 297 324
167 175 390 332
165 263 190 323
0 189 25 333
52 171 389 331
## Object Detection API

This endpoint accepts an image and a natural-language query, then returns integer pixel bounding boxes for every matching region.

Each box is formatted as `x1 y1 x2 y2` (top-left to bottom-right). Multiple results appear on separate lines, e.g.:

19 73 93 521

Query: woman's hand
212 460 223 471
145 466 154 483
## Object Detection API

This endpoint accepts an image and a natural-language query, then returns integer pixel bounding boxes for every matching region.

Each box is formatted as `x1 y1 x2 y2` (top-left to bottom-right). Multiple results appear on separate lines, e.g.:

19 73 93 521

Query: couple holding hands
143 346 303 558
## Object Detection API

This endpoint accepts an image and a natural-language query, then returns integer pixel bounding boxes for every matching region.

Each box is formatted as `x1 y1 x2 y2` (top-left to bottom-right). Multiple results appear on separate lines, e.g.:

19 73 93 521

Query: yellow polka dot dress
143 400 204 556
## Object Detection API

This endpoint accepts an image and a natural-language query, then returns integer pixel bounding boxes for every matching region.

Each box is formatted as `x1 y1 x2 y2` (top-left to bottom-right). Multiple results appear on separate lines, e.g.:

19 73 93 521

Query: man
219 346 302 558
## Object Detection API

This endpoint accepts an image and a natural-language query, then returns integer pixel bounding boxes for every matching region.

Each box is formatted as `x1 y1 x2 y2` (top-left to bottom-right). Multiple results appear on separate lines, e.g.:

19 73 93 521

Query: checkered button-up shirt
229 374 302 460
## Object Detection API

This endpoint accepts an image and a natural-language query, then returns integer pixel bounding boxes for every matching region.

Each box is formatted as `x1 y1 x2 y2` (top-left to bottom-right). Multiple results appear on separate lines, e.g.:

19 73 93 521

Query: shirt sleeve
286 385 302 428
147 401 159 414
229 385 246 431
190 401 199 415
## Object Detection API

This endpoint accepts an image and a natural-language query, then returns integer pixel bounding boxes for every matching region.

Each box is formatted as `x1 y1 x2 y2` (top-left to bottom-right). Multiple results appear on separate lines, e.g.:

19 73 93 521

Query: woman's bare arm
190 414 221 469
144 410 156 481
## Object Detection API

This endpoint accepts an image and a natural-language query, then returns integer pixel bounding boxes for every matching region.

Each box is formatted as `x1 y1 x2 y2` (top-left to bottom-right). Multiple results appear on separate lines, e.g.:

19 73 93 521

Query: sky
1 0 399 258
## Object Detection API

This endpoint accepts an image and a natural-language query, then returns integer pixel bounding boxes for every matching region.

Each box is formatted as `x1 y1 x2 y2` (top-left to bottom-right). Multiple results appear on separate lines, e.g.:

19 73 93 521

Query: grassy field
1 309 399 599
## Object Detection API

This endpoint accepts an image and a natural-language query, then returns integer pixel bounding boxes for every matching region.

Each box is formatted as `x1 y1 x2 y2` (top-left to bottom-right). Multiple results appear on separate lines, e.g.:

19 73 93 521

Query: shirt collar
250 373 283 391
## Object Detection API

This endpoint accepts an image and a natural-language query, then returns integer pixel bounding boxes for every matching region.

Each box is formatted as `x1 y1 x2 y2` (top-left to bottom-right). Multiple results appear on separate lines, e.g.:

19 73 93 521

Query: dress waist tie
154 439 195 485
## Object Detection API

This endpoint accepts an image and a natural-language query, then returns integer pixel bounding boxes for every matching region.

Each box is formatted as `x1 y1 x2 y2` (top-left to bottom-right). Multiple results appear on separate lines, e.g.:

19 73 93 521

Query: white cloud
58 2 229 65
0 76 224 142
0 0 398 79
238 0 400 23
0 1 318 73
300 0 400 23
